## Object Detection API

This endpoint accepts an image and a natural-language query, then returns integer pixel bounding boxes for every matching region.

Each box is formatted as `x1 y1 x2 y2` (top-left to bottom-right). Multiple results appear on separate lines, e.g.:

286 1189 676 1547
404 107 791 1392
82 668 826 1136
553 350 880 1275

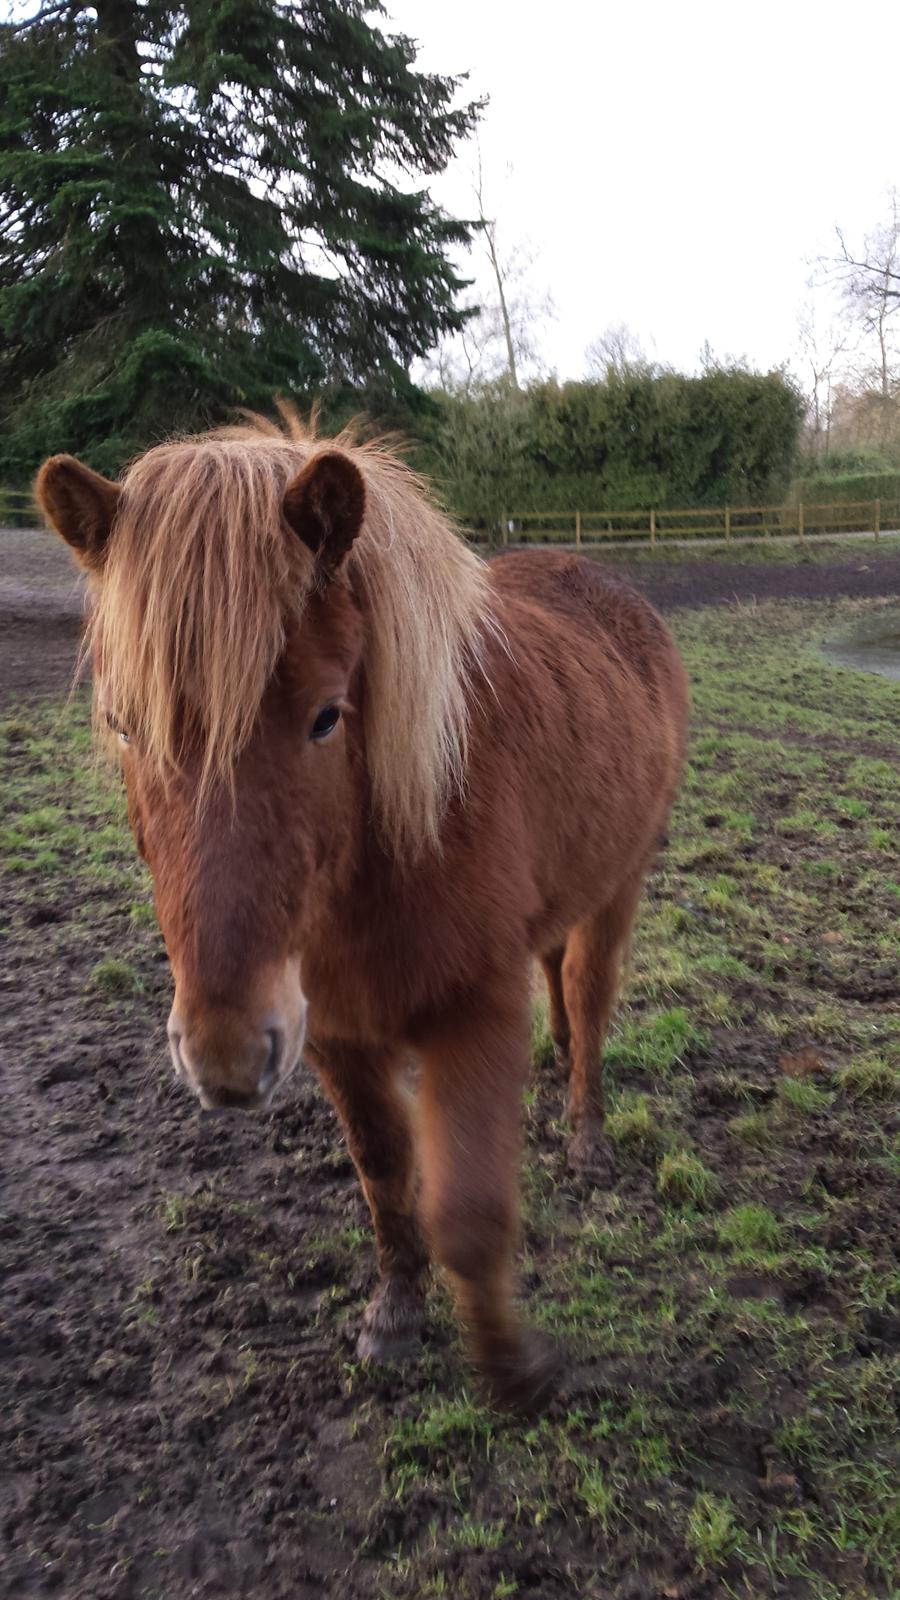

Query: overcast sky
387 0 900 382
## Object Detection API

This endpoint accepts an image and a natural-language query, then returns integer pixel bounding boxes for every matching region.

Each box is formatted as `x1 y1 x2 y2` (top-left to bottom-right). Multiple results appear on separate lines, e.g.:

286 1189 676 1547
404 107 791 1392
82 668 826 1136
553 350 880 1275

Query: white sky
386 0 900 381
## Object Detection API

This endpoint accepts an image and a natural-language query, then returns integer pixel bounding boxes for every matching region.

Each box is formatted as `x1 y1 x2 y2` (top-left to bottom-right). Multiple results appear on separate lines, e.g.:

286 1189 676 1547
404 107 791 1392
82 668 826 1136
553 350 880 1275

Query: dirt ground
2 529 898 1599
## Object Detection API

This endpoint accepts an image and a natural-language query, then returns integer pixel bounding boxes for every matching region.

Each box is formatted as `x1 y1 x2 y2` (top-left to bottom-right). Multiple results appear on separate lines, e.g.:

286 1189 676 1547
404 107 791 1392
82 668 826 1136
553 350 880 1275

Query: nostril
258 1028 285 1098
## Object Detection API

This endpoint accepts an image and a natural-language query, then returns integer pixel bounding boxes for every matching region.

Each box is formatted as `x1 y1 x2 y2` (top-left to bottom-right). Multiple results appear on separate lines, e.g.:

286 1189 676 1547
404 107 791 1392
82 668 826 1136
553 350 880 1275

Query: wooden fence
499 498 900 547
0 488 42 527
5 485 900 546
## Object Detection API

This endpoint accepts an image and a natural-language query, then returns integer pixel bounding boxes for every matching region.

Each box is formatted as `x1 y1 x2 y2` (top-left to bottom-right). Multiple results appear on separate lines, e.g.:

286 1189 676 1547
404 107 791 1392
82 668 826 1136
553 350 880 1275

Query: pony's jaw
167 960 308 1113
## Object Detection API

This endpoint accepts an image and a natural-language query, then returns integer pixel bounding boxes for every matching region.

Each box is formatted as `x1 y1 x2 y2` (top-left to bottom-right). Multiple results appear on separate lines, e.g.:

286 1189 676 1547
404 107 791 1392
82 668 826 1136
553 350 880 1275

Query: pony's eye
106 711 130 745
310 704 341 743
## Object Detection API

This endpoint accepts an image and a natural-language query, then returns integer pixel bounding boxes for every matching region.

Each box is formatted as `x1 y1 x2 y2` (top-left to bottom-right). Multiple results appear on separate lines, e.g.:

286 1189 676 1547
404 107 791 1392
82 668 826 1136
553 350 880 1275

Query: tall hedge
790 470 900 505
419 370 804 529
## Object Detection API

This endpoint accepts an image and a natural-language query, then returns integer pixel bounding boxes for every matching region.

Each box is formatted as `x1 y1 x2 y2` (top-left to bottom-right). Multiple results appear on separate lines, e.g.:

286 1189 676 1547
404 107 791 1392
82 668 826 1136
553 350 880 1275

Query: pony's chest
299 867 486 1046
299 906 422 1044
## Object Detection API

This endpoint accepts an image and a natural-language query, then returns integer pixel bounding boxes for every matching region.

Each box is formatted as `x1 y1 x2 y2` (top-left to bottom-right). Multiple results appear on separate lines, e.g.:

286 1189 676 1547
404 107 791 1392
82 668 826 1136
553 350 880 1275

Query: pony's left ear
35 454 120 571
282 451 365 578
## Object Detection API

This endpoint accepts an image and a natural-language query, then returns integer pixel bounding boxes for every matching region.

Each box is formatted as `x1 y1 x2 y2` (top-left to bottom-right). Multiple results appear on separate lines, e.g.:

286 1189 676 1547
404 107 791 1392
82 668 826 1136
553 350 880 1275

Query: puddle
823 610 900 681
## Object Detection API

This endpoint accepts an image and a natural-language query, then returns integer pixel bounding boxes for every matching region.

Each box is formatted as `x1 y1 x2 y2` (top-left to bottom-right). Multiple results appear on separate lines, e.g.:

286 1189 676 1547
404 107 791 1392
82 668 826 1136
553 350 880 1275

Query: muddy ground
2 530 898 1599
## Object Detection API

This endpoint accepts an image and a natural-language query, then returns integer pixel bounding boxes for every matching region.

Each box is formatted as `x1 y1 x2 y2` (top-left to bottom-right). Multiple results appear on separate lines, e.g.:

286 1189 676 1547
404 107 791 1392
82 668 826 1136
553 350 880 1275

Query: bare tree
473 151 520 388
795 290 851 456
831 193 900 402
585 322 652 380
420 155 554 395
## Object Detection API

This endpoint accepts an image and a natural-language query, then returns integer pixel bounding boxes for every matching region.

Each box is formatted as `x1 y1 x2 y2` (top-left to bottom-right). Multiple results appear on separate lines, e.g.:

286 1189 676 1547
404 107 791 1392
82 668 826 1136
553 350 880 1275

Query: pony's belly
523 791 671 956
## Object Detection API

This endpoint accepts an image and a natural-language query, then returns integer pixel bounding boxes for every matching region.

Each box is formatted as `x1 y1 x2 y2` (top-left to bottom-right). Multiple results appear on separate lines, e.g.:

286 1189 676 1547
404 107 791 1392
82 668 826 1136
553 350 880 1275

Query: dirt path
613 548 900 610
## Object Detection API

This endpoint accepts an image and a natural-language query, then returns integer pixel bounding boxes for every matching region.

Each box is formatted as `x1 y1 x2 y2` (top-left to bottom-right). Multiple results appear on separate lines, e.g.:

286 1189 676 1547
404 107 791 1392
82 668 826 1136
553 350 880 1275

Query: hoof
567 1124 616 1184
483 1332 561 1417
356 1279 424 1365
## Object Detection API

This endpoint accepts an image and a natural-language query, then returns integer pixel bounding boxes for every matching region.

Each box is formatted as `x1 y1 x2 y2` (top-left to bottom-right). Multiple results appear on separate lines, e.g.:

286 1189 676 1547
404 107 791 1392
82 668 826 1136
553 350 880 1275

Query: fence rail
499 498 900 546
5 487 900 546
0 488 42 527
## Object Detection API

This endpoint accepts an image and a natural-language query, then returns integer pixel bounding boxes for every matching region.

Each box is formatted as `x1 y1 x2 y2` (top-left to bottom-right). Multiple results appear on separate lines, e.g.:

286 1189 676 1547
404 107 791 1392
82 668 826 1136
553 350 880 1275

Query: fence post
650 508 656 546
797 501 805 541
725 506 731 544
501 512 509 548
875 498 881 541
575 510 582 548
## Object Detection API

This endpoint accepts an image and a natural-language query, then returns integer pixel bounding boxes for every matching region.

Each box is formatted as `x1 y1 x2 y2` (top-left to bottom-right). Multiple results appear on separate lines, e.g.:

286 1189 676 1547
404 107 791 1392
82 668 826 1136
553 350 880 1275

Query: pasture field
2 543 899 1599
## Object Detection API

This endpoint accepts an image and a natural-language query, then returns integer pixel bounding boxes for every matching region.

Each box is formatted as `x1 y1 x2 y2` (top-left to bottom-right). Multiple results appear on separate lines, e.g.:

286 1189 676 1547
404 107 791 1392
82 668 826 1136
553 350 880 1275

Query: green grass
606 1006 704 1079
685 1492 741 1568
837 1053 900 1102
0 697 146 896
656 1149 716 1208
88 956 141 996
778 1077 833 1117
575 1463 618 1528
718 1203 783 1254
728 1109 773 1148
605 1091 668 1156
529 990 556 1068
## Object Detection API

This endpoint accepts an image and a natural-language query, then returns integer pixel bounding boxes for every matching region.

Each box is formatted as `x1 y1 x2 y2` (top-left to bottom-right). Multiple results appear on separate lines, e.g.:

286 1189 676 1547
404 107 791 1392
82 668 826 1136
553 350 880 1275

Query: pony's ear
282 451 365 577
35 454 120 571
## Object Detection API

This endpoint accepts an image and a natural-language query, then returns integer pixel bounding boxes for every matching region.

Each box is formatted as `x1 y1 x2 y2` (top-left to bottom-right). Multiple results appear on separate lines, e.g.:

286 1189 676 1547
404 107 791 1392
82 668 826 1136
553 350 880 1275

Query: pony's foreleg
562 873 645 1177
416 980 557 1413
306 1039 429 1361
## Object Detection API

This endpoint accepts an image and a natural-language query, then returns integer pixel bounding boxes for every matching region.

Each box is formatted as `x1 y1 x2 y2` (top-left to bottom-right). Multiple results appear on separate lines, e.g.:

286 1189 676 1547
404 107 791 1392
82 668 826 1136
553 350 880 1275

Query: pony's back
449 547 689 970
490 548 687 725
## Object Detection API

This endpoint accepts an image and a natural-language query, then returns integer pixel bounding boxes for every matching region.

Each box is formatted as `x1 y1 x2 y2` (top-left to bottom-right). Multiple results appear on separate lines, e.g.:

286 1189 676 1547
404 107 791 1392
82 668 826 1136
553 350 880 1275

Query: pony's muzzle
167 975 307 1112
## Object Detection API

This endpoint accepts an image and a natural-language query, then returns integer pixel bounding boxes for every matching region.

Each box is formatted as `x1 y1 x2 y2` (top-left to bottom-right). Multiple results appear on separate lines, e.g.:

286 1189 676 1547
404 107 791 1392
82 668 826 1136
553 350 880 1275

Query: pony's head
37 417 490 1111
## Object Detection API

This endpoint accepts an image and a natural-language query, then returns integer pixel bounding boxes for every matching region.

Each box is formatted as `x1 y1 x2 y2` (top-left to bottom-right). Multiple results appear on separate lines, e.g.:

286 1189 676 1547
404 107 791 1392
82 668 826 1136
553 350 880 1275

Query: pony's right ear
35 454 120 571
282 451 365 578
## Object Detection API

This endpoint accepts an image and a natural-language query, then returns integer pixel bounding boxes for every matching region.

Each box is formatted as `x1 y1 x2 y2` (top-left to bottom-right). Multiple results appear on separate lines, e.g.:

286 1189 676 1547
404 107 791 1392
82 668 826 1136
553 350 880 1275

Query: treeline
415 369 804 531
1 359 804 535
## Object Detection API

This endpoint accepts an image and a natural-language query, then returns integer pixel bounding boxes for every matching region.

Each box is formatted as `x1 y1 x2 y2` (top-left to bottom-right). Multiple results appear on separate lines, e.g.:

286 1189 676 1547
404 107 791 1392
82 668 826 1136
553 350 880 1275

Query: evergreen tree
0 0 480 477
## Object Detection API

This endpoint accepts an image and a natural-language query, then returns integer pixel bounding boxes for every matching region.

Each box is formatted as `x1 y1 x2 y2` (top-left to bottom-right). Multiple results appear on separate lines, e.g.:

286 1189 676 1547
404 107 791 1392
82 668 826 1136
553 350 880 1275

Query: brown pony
36 412 688 1411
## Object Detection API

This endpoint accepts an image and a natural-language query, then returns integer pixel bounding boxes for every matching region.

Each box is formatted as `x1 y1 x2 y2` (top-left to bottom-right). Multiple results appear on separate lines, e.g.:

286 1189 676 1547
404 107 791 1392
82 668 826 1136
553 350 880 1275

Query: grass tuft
837 1054 899 1102
607 1006 704 1079
685 1491 740 1568
88 957 141 996
606 1091 668 1156
728 1110 772 1148
778 1076 833 1116
576 1465 618 1528
718 1203 782 1253
656 1149 716 1208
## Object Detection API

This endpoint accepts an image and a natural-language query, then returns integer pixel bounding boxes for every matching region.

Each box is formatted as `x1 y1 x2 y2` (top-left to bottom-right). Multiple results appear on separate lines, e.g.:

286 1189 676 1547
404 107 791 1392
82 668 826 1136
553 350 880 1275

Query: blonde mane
90 409 494 855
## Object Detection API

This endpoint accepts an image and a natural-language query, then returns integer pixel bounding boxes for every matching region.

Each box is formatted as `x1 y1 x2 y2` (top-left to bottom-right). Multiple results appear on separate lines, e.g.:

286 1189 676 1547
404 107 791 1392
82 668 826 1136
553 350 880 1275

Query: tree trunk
484 221 519 391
